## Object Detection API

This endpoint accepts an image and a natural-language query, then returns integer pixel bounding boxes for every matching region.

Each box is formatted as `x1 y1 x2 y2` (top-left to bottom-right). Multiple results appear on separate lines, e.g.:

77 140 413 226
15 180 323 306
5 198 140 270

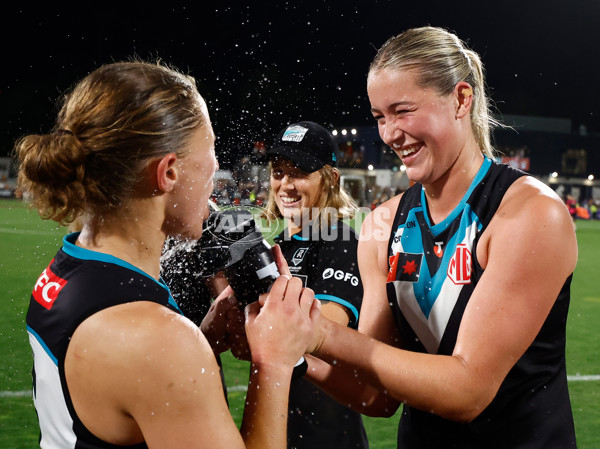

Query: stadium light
332 129 338 136
341 129 348 136
367 164 374 170
551 172 559 178
588 174 595 181
351 128 357 135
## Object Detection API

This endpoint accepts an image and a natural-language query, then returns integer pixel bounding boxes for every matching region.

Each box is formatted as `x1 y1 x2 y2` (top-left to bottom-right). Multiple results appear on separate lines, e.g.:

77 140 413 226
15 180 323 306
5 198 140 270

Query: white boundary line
0 391 32 397
567 375 600 381
3 375 600 398
0 227 63 236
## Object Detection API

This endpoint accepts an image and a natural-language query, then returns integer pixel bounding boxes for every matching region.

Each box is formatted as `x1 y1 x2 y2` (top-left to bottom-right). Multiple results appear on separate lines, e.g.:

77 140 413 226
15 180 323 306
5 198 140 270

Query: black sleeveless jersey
275 220 369 449
26 232 181 449
386 158 576 448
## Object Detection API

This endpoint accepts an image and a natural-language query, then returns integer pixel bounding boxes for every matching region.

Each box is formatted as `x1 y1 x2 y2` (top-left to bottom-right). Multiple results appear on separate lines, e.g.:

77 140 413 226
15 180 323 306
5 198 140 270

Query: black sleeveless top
386 159 576 448
27 232 181 449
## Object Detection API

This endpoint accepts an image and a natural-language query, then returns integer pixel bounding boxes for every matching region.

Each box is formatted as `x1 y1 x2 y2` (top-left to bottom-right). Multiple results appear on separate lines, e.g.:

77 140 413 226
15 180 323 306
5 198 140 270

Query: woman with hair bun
17 60 319 449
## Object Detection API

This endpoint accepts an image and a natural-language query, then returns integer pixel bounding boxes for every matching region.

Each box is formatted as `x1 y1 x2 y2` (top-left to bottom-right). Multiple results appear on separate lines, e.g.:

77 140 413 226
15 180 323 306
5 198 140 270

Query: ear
454 81 473 119
331 168 341 185
155 153 179 193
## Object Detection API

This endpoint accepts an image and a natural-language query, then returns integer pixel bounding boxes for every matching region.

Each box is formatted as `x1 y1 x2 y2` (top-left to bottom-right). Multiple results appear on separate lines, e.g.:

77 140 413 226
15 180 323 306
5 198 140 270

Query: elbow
431 358 500 423
358 391 401 418
441 403 487 423
434 392 495 423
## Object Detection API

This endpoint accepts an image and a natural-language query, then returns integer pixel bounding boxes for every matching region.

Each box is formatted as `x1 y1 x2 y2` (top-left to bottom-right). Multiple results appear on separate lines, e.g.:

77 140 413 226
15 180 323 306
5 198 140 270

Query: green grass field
1 198 598 448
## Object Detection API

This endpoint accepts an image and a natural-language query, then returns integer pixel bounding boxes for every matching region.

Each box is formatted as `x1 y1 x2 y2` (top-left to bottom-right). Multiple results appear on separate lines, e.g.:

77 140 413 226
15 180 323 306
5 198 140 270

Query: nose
381 118 404 147
280 174 296 190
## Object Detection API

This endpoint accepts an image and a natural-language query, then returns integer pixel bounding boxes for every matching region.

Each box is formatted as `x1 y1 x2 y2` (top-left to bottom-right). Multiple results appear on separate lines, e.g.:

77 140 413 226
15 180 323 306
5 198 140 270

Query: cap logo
281 125 309 143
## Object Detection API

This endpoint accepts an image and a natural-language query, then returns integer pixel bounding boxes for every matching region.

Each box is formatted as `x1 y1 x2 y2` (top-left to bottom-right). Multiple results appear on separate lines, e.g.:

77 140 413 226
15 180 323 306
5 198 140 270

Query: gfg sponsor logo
322 268 359 286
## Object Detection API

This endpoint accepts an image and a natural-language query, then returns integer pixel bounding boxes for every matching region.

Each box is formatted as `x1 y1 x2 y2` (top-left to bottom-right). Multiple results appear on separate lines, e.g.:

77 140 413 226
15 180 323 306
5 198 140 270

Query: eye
293 170 308 179
271 169 284 180
396 107 414 116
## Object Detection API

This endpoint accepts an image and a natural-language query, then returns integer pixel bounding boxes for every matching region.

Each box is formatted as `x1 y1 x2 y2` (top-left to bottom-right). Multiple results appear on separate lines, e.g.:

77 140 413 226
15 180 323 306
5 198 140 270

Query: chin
176 227 203 241
199 206 211 222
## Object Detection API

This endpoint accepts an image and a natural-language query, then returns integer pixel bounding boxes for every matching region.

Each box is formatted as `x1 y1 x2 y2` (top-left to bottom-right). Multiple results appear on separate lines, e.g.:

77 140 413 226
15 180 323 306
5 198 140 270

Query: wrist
249 360 295 384
309 317 329 356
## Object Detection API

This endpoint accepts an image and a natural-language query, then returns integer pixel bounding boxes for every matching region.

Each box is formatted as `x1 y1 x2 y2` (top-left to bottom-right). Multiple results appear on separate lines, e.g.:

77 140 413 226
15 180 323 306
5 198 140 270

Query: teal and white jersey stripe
388 158 490 353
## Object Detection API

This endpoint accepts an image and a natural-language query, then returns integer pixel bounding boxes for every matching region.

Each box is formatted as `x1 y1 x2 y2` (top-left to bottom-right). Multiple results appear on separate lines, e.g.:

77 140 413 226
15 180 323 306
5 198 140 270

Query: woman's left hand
200 285 246 355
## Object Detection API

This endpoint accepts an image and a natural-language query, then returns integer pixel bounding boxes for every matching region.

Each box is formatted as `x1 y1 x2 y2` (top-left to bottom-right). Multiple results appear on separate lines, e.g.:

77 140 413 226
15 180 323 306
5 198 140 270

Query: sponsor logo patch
292 247 309 266
387 252 422 283
322 268 359 286
282 125 309 142
32 260 68 309
447 243 472 285
434 241 444 258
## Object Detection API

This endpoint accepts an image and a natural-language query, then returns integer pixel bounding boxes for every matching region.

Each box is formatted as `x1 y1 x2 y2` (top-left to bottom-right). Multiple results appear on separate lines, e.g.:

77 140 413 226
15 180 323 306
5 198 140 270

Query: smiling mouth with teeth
281 196 300 204
393 143 421 157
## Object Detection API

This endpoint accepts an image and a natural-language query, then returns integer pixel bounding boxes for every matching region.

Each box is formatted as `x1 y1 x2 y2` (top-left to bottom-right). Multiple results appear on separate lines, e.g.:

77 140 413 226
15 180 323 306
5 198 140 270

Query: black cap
266 121 338 173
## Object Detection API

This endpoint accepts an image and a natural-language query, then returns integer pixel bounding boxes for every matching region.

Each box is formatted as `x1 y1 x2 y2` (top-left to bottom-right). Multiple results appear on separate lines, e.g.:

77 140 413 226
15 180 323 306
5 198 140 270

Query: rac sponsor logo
322 268 359 286
447 243 472 285
33 260 68 309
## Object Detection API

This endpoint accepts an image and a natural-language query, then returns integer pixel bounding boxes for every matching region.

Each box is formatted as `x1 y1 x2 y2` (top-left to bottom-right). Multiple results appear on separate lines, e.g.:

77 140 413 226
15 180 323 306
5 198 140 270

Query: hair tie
56 128 74 136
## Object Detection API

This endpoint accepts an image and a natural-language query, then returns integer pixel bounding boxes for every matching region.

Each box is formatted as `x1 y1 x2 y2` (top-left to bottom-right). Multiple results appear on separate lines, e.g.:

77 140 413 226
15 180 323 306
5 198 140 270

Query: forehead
182 122 214 156
196 94 214 133
367 68 422 93
367 68 445 108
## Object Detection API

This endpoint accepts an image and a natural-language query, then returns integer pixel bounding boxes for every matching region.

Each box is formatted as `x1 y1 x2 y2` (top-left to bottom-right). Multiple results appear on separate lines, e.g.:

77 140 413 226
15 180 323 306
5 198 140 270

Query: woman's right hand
272 244 292 278
245 276 320 370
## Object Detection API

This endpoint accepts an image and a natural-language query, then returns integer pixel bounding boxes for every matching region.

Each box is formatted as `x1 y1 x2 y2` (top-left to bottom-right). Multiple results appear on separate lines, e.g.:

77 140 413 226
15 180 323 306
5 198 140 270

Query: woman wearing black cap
262 121 369 449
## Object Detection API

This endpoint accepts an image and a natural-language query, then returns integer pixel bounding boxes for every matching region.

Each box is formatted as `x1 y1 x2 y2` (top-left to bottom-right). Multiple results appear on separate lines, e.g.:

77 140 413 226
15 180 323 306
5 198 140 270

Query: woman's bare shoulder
69 301 217 380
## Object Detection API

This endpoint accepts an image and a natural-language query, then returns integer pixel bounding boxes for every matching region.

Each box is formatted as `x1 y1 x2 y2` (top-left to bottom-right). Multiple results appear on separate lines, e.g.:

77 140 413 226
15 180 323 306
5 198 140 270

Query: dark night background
1 0 599 169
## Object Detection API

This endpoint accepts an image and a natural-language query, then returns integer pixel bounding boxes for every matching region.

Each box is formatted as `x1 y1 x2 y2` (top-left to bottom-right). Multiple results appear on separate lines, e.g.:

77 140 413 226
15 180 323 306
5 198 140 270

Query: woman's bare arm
308 179 577 422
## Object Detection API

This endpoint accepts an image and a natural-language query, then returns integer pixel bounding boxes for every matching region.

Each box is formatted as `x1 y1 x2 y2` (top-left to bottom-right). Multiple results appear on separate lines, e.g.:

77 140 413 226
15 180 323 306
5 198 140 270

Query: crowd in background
2 143 599 218
564 194 599 220
211 150 599 219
